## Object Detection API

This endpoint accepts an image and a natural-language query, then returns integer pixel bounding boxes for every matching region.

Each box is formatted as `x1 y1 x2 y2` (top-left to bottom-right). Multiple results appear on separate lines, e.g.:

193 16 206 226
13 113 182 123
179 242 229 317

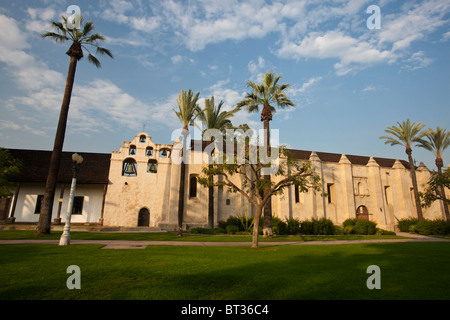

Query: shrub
300 218 335 235
226 225 240 234
342 218 377 235
300 220 314 235
285 218 301 235
414 219 450 236
272 217 287 235
397 218 419 232
343 218 358 228
354 220 377 235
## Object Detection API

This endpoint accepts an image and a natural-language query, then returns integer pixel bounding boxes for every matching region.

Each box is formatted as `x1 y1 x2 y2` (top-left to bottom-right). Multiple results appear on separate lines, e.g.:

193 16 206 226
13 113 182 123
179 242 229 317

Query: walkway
0 233 449 249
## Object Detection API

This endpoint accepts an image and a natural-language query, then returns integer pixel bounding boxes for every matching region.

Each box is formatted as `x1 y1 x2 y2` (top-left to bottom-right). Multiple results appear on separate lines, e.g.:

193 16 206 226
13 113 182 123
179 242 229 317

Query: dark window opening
327 183 335 204
226 199 231 205
139 135 146 143
34 195 44 214
189 176 198 198
129 145 136 155
146 147 153 156
294 185 300 203
72 196 84 215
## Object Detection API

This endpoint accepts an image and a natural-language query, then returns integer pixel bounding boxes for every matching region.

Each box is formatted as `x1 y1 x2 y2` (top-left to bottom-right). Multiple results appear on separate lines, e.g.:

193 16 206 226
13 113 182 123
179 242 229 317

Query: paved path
0 233 449 249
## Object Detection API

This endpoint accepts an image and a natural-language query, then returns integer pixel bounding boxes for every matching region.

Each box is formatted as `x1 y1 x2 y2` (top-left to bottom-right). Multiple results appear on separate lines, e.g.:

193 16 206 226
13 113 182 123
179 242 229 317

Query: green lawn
1 241 449 300
0 229 407 242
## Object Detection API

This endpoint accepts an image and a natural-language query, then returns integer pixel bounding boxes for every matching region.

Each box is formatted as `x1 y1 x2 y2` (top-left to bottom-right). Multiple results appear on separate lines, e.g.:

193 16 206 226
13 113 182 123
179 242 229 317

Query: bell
160 149 167 157
124 163 136 175
149 163 157 173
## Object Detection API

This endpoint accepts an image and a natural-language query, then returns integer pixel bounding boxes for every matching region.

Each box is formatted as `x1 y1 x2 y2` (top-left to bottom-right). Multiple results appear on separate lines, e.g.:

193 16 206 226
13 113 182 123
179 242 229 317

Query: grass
1 241 449 300
0 230 407 242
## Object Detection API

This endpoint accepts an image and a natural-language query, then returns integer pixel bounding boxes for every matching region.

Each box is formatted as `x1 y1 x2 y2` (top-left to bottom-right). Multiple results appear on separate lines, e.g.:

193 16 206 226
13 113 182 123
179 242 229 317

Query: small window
189 176 198 198
294 185 300 203
146 147 153 156
327 183 335 204
34 195 44 214
226 199 231 205
129 145 136 155
147 160 157 173
72 196 84 215
139 135 146 143
123 158 137 176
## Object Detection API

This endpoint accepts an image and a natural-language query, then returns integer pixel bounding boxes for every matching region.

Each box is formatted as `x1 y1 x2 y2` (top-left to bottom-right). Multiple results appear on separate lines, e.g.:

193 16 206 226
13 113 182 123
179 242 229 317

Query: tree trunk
178 128 188 236
436 160 450 221
36 56 78 235
252 205 263 248
406 147 424 221
262 115 273 237
208 168 214 229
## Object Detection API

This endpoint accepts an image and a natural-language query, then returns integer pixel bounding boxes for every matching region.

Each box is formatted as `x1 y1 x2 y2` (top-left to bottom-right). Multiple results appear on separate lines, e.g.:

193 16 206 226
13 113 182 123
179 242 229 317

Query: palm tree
417 127 450 220
380 119 427 221
197 96 240 229
237 71 295 236
173 89 201 236
36 16 113 235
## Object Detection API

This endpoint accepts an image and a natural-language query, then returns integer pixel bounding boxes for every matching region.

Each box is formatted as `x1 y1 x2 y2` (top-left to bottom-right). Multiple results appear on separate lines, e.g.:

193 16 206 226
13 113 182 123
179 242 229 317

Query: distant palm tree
380 119 427 221
237 71 295 237
197 96 240 228
36 16 113 235
417 127 450 220
173 89 201 235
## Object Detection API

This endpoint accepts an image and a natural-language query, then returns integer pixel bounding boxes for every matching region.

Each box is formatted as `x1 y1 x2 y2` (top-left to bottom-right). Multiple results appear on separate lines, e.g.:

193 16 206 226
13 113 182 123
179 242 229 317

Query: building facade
3 132 449 231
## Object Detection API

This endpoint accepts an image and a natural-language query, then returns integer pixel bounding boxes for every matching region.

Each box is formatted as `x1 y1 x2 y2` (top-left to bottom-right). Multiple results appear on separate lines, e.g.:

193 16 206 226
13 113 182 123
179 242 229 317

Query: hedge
397 218 450 236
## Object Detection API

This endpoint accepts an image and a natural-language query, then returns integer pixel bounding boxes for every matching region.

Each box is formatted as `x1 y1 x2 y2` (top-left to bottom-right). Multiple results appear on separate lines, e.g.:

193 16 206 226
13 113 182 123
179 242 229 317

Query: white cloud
277 30 396 75
402 51 434 70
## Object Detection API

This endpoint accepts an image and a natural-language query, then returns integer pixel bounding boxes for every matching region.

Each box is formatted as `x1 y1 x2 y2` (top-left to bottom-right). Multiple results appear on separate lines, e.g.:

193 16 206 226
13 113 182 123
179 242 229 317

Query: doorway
138 208 150 227
356 205 369 220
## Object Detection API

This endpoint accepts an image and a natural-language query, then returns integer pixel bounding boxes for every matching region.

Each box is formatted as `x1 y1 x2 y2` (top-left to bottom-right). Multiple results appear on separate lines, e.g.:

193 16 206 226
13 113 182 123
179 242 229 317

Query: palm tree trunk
208 167 214 229
406 147 424 221
36 56 78 234
262 114 273 237
178 128 188 236
252 205 263 248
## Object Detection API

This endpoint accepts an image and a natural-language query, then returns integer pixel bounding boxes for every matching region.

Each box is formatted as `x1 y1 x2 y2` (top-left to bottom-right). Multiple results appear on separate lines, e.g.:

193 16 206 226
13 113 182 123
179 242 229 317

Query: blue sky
0 0 449 170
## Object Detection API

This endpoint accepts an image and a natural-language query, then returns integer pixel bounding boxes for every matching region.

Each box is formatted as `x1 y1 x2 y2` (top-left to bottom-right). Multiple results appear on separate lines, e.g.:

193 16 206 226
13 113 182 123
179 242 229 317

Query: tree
417 127 450 220
380 119 427 221
36 15 113 234
237 71 295 237
420 167 450 212
173 89 201 235
196 96 240 229
0 148 22 197
198 146 321 248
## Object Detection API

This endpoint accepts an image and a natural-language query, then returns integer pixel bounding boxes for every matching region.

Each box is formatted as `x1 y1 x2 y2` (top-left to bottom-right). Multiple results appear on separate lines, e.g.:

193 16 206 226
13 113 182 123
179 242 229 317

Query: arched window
146 147 153 156
122 158 137 176
129 145 136 155
189 175 198 198
147 159 157 173
139 135 146 143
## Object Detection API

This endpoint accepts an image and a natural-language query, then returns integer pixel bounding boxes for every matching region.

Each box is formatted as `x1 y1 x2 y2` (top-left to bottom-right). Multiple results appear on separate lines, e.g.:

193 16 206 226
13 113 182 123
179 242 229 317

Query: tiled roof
286 149 411 169
190 140 411 169
7 149 111 184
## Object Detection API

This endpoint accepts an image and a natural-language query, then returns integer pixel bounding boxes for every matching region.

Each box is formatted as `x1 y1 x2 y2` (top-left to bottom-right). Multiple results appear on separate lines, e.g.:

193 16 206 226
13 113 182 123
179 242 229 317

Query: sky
0 0 449 170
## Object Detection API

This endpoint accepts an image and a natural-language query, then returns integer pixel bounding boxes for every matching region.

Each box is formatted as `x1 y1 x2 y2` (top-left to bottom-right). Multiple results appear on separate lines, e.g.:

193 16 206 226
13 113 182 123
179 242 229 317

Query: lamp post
59 153 83 246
